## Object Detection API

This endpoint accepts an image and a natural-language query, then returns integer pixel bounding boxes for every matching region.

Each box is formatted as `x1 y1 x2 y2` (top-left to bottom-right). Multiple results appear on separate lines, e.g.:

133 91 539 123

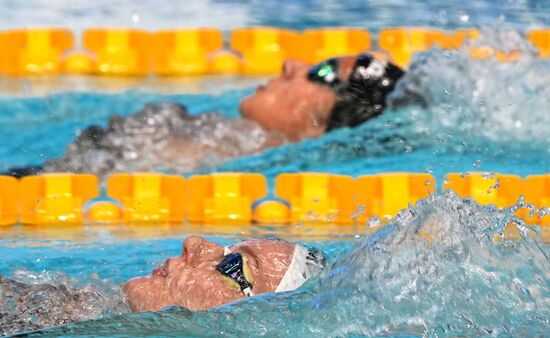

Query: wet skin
123 236 295 312
240 57 357 141
38 56 364 178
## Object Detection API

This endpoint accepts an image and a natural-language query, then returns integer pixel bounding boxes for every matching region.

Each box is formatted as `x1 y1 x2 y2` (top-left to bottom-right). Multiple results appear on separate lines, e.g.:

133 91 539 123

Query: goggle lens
307 58 340 87
216 252 253 296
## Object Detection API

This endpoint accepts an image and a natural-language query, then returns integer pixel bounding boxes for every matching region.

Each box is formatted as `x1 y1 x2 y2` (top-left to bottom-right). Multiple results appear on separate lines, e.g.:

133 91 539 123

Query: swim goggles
307 54 388 93
216 251 254 297
307 58 342 89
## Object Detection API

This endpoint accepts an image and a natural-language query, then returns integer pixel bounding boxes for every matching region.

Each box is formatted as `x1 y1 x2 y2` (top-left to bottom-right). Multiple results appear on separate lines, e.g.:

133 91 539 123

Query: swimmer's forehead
229 238 291 250
225 239 297 257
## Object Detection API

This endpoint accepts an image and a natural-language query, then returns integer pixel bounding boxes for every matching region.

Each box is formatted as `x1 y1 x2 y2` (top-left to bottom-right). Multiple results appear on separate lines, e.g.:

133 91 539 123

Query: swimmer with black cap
124 236 325 311
240 52 404 140
5 53 405 177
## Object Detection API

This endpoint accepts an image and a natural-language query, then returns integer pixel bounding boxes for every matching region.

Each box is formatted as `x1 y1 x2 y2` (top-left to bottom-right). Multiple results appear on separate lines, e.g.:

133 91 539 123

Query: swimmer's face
123 236 295 312
240 57 357 141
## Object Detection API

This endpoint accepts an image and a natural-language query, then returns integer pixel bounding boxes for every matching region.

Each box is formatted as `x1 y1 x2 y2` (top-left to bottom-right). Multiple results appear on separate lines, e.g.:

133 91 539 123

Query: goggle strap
242 286 254 297
223 246 231 255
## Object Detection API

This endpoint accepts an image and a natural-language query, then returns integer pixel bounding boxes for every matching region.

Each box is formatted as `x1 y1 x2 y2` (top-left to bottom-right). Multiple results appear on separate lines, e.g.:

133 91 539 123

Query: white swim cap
275 244 325 292
223 243 325 294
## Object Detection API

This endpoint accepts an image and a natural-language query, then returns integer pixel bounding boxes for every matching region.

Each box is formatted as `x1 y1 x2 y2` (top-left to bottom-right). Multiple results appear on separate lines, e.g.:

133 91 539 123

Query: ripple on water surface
1 193 549 336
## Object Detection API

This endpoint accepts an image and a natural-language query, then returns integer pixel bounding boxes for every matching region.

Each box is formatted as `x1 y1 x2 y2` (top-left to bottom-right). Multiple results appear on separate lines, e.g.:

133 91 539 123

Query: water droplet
473 160 482 168
487 178 500 193
368 216 381 228
311 114 319 127
482 172 494 179
434 136 445 144
132 13 140 23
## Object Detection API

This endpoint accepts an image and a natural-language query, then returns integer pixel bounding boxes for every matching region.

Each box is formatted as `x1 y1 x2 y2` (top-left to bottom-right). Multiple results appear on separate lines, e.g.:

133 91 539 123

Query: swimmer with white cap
0 237 325 334
124 236 325 311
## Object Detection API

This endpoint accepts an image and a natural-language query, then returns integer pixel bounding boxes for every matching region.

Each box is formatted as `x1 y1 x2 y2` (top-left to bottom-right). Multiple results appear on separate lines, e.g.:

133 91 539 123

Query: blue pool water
1 0 550 336
2 194 549 336
1 0 549 32
2 45 549 182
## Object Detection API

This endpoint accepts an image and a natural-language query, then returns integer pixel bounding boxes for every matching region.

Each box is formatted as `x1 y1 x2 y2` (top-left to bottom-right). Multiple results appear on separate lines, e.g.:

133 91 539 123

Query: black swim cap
308 53 405 131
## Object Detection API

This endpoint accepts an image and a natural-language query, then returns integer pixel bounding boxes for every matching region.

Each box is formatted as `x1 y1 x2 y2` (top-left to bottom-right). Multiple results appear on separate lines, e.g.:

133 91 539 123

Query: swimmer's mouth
153 261 168 277
256 85 266 93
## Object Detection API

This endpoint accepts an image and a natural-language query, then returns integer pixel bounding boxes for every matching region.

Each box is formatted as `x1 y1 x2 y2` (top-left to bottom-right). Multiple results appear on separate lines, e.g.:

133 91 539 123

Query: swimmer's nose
153 258 171 277
282 60 310 79
182 236 202 261
181 236 224 265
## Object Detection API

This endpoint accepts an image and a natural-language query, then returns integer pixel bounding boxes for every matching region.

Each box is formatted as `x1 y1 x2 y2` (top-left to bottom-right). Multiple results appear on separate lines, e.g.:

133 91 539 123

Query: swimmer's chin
123 277 142 312
238 96 253 120
124 276 164 312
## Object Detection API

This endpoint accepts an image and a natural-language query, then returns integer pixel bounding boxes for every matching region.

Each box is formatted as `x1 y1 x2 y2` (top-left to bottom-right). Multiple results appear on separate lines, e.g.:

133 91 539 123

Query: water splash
24 192 550 337
0 270 127 336
43 103 286 180
216 28 550 175
391 27 550 144
5 29 547 178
